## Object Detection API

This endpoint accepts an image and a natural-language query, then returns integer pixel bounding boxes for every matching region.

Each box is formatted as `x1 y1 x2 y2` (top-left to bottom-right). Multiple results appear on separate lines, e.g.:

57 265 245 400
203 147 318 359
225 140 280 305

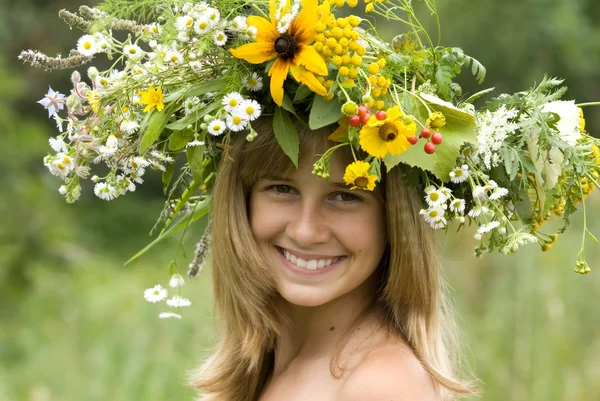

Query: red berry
420 128 431 139
424 142 436 154
431 132 443 145
349 115 361 127
357 105 368 117
407 136 419 145
360 113 371 125
376 111 387 121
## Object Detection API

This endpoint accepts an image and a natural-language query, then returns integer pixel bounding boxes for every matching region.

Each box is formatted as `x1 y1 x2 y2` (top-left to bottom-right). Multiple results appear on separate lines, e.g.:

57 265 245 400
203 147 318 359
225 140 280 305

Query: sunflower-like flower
138 86 165 113
230 0 328 106
359 106 417 158
343 160 377 191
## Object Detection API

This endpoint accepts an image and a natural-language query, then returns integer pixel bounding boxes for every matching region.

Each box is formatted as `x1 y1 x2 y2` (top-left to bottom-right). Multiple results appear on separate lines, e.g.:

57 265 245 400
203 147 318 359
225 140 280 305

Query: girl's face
249 152 387 307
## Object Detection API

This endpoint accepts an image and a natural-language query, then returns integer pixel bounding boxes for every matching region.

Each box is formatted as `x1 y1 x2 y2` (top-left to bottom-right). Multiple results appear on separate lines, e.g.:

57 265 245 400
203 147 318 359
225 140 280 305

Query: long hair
189 118 477 400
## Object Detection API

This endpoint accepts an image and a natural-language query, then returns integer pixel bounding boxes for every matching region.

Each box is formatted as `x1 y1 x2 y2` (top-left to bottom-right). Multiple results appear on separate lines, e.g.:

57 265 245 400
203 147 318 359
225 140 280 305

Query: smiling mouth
276 247 342 271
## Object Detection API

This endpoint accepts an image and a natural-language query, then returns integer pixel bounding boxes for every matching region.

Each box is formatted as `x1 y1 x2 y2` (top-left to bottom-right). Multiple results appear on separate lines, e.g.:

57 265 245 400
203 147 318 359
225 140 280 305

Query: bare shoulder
338 344 438 401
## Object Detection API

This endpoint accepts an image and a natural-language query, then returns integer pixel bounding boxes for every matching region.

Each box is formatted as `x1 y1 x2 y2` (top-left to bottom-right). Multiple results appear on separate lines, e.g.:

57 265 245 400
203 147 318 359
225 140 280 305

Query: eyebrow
261 176 350 189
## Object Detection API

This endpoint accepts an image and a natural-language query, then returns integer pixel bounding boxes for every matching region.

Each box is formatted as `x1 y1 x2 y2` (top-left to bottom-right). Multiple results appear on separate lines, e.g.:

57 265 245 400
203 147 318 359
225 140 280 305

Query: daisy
194 16 211 35
230 16 247 31
277 13 294 34
208 119 226 136
242 73 264 92
165 50 183 66
177 15 194 31
244 25 258 39
94 182 117 200
421 206 447 229
183 97 200 115
424 186 447 207
206 7 220 26
95 35 110 53
116 174 136 192
449 198 466 213
240 99 262 121
226 113 249 132
99 134 119 156
149 160 166 172
468 205 490 218
222 92 244 112
148 22 162 35
169 274 186 288
159 312 182 319
478 221 501 234
123 44 144 61
49 137 67 152
449 164 469 183
144 284 168 303
166 296 192 308
120 119 140 135
489 186 509 200
213 31 227 46
77 34 97 56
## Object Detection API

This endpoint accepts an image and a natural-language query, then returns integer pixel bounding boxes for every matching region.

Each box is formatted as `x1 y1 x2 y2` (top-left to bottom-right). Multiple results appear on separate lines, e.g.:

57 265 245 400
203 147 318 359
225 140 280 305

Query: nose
286 200 331 248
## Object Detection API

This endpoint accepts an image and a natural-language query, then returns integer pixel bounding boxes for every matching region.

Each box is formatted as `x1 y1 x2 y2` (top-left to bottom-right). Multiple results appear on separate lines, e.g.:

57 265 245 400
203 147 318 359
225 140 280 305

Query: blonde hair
190 118 477 400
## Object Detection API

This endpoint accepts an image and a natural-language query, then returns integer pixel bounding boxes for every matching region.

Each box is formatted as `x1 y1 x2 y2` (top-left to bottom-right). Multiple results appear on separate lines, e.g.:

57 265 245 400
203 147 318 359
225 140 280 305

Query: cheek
249 193 283 242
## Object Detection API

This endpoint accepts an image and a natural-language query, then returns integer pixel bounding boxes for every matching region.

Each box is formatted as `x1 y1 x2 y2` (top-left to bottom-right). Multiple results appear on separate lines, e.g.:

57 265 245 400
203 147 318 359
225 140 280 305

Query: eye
269 184 294 194
332 191 361 203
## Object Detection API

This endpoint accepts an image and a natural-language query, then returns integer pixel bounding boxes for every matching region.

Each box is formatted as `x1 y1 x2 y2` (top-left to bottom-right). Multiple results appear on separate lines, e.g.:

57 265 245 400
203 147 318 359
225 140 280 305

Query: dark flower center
354 177 369 188
274 34 298 60
378 123 398 142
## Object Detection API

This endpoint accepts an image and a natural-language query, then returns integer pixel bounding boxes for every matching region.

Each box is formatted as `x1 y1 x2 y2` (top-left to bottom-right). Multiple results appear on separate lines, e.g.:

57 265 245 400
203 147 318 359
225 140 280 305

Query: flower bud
87 67 99 80
71 71 81 85
169 274 185 288
91 175 100 183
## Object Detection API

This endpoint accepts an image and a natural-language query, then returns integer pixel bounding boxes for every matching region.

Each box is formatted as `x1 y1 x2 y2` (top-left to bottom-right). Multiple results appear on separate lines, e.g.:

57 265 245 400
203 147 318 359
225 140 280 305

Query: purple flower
37 86 66 118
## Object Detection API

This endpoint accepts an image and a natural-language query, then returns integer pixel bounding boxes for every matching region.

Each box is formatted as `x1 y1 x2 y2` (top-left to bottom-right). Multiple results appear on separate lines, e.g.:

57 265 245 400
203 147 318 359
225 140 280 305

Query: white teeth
281 248 339 271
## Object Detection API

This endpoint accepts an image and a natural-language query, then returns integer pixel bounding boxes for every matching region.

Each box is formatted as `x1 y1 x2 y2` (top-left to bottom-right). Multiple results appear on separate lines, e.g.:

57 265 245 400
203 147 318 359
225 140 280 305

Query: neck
272 274 381 376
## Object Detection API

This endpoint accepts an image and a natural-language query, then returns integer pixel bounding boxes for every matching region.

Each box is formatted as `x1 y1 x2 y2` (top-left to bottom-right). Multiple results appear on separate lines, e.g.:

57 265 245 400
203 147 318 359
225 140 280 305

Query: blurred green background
1 0 599 400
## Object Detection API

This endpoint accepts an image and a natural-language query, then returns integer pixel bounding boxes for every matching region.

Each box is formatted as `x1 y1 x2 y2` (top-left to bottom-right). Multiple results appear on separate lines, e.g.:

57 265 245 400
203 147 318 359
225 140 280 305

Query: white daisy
231 16 247 31
177 31 190 43
177 15 194 31
240 99 262 121
120 119 140 135
169 274 186 288
116 174 136 192
468 205 490 218
242 73 264 92
449 164 469 183
213 31 227 46
144 284 168 303
424 186 447 207
183 97 200 115
276 13 294 34
123 44 144 60
77 34 97 56
449 198 466 213
166 296 192 308
472 186 487 201
222 92 244 112
420 206 447 229
489 187 509 200
206 7 220 26
245 26 258 39
148 22 162 35
95 36 110 53
149 160 166 172
478 221 501 234
226 113 249 132
194 17 211 35
159 312 182 319
49 137 67 152
208 119 226 136
94 182 117 200
165 50 183 66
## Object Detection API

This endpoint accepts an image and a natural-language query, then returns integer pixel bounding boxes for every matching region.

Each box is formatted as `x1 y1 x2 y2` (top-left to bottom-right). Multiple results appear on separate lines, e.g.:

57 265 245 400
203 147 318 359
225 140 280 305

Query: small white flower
498 226 507 235
449 164 469 183
449 198 466 213
245 25 258 39
276 13 294 34
95 36 110 53
242 73 264 92
166 296 192 308
227 113 249 132
240 99 262 121
77 34 97 56
120 119 140 135
472 186 487 201
149 160 166 172
231 16 247 30
148 22 162 35
208 119 226 136
222 92 244 112
478 221 501 234
116 174 136 192
165 50 183 66
49 137 67 152
58 185 68 195
489 187 509 200
123 44 144 60
94 182 117 200
213 31 227 46
144 284 168 303
177 31 190 43
186 139 205 148
99 134 119 156
468 205 490 218
206 7 220 26
169 274 186 288
474 233 482 241
194 16 211 35
159 312 182 319
420 206 447 229
424 186 447 207
177 15 195 31
183 97 200 115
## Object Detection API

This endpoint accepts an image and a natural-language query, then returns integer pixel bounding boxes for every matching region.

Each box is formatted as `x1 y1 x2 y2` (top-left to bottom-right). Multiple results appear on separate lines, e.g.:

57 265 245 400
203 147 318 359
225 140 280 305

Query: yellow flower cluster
366 59 391 110
332 0 359 7
364 0 387 13
314 4 365 90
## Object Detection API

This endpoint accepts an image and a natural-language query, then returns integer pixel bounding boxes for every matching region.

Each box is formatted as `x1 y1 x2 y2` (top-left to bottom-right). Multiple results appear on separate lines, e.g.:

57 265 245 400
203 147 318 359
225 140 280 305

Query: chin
275 283 338 307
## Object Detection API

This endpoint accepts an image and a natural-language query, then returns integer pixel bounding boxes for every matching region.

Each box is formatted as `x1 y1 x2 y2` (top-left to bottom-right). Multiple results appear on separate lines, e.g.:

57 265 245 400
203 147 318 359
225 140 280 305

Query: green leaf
385 93 477 181
463 87 495 104
273 107 299 167
282 94 297 116
309 96 343 130
187 145 205 183
294 84 313 102
162 162 174 195
516 196 534 224
168 129 194 151
139 103 176 154
124 196 212 266
186 78 227 98
166 102 219 131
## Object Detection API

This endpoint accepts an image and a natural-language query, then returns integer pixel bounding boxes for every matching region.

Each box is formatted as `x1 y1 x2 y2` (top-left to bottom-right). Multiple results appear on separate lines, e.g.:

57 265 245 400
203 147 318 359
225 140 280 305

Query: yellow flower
578 107 586 131
426 111 446 130
359 106 416 158
138 86 165 113
87 90 102 114
343 161 377 191
230 0 328 106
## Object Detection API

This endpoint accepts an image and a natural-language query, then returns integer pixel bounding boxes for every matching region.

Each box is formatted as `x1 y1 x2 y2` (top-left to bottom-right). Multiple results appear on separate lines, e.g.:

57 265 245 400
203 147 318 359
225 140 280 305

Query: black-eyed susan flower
359 106 416 158
138 86 165 112
343 160 377 191
230 0 328 106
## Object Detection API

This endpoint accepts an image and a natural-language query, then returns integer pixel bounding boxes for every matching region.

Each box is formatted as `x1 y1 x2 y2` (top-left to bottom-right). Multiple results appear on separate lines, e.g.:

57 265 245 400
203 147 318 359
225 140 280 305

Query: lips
276 247 343 271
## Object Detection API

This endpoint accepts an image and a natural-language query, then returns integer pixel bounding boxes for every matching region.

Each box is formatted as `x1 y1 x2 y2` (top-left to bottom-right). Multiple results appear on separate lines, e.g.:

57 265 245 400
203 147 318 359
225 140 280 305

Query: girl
190 118 476 400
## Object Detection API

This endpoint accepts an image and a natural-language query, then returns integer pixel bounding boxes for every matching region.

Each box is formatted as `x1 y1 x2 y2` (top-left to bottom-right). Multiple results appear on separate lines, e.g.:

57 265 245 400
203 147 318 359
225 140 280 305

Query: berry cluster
407 128 443 154
346 104 384 127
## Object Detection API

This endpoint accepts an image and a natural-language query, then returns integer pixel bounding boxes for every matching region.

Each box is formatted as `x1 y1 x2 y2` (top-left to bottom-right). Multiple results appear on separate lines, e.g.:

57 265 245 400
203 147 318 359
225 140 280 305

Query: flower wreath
20 0 600 318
